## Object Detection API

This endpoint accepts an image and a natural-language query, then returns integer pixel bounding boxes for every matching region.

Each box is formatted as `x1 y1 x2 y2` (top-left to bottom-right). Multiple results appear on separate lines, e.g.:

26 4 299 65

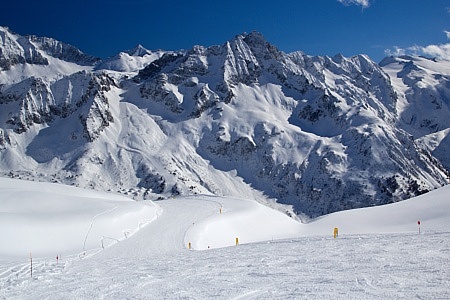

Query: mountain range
1 26 449 218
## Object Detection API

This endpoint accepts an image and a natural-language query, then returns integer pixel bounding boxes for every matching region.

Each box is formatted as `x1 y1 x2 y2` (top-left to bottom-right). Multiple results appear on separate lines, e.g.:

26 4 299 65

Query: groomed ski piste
1 177 449 299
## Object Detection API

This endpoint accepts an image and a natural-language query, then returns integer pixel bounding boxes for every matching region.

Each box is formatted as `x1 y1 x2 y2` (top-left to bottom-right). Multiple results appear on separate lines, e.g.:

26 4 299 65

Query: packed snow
1 178 449 299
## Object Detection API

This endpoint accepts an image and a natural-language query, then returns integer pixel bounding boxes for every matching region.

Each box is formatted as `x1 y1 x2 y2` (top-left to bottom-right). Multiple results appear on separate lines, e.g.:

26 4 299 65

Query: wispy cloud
384 46 406 57
337 0 371 8
385 30 450 61
385 44 450 61
445 30 450 39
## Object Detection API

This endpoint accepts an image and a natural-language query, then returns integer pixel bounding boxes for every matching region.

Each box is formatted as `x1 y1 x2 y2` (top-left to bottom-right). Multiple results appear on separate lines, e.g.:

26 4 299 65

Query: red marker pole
418 220 421 234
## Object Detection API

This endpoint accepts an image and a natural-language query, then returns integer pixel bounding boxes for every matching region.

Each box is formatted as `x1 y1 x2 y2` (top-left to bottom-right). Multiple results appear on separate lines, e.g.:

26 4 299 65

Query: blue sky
2 0 449 62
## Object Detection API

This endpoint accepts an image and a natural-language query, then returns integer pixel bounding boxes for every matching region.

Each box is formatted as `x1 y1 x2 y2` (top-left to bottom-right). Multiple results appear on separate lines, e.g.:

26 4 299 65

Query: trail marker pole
30 253 32 277
56 255 59 265
235 237 239 246
333 227 339 238
418 220 421 234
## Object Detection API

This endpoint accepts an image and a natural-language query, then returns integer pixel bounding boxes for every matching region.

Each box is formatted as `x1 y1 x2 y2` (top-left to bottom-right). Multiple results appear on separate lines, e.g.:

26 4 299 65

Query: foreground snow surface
1 178 449 299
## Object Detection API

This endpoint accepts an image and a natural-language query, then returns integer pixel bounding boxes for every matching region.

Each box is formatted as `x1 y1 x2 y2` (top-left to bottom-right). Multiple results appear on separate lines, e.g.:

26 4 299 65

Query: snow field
185 196 302 250
0 178 160 259
185 185 450 250
3 232 449 299
1 178 449 299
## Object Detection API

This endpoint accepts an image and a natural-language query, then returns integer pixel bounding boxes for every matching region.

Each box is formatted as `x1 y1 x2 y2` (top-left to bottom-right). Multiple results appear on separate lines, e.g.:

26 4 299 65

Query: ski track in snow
2 233 449 299
82 206 118 252
1 196 449 299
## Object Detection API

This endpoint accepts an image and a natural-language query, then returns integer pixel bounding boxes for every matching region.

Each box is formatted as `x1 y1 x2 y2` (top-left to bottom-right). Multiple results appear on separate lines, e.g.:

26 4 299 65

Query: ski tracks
82 206 118 252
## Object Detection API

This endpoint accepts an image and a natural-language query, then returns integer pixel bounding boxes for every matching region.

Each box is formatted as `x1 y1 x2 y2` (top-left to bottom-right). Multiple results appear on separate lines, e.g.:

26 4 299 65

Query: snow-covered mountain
380 55 450 172
0 27 449 217
95 45 167 73
0 26 98 71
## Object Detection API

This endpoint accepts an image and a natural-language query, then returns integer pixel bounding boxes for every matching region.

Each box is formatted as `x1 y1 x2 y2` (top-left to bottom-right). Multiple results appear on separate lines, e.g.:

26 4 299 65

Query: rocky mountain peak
30 35 100 66
126 44 152 57
0 26 99 70
0 28 449 218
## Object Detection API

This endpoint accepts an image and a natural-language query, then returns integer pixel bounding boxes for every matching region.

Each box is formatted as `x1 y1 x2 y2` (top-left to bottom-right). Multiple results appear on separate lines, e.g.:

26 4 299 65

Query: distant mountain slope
381 56 450 173
0 28 448 217
95 45 167 73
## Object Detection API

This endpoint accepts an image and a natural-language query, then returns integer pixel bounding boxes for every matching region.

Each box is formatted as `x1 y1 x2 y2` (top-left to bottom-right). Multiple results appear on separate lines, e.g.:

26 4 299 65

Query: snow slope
1 179 449 299
0 178 159 259
381 55 450 139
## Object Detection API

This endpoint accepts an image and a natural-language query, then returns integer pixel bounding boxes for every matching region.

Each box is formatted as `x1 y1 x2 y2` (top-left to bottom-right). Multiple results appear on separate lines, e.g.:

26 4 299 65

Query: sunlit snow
1 178 449 299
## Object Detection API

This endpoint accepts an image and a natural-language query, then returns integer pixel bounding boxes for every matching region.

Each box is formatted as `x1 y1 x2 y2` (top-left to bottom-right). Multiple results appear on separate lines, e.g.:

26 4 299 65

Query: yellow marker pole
220 208 222 214
188 242 191 250
235 237 239 245
333 227 339 238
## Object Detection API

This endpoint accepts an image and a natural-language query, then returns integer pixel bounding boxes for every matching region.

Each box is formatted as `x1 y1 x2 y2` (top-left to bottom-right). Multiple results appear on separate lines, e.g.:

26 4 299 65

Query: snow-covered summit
0 26 48 70
95 44 166 73
0 29 449 217
0 26 98 71
126 44 152 57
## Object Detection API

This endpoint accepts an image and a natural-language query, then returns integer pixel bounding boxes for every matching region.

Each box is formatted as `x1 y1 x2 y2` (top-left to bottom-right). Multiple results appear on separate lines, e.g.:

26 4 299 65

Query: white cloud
445 30 450 39
384 46 406 57
338 0 371 8
385 44 450 61
385 30 450 61
421 44 450 60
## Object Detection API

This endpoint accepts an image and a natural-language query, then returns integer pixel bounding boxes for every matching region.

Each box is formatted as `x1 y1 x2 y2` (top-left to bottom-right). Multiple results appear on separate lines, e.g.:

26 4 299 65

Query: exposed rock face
1 29 449 217
0 26 98 71
30 35 99 66
0 71 116 139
